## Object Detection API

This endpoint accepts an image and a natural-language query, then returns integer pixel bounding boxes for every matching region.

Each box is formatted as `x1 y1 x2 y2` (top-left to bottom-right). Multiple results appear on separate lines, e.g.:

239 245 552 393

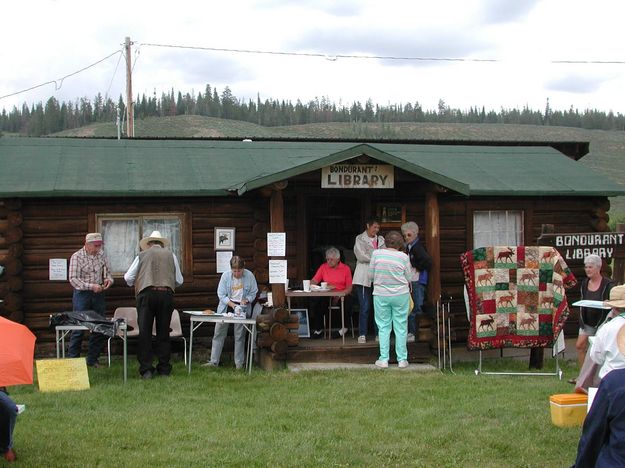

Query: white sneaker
201 361 217 367
357 335 366 344
338 327 348 337
406 333 415 343
398 360 409 369
374 359 388 369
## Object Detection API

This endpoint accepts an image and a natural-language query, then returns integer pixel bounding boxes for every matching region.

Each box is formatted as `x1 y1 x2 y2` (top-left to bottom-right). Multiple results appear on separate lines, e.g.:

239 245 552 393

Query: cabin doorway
307 195 362 278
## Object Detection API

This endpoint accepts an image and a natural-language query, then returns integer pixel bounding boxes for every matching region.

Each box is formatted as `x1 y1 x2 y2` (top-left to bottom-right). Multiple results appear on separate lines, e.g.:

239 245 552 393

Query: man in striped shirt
68 232 114 367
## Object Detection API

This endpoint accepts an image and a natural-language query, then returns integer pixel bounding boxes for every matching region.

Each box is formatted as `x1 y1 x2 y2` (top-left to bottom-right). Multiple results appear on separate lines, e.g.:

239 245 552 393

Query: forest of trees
1 84 624 136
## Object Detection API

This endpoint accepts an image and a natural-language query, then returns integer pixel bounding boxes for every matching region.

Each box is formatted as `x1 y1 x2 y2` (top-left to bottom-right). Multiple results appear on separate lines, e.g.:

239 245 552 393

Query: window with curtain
473 210 524 248
96 213 186 275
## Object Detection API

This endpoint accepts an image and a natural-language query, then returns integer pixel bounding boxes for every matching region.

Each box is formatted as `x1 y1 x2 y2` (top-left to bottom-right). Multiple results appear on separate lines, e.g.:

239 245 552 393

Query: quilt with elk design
460 246 576 350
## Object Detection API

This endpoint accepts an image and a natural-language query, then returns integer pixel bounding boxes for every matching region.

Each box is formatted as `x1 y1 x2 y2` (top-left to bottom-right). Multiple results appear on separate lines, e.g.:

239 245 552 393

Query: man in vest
124 231 183 379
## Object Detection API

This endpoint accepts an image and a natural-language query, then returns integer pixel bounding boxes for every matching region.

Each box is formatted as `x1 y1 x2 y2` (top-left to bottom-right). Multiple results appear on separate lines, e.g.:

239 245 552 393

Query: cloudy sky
3 0 625 115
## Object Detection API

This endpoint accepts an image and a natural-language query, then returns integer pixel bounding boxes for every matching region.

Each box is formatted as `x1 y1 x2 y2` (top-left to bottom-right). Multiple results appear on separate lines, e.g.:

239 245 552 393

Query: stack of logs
256 306 299 361
0 199 23 321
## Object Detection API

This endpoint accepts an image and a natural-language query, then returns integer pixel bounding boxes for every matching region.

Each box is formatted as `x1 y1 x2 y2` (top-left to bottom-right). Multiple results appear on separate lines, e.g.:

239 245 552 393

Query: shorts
578 325 597 337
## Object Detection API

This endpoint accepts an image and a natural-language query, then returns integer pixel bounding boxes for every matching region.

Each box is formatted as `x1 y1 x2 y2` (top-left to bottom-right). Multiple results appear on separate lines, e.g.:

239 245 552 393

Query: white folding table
55 322 128 383
186 313 257 375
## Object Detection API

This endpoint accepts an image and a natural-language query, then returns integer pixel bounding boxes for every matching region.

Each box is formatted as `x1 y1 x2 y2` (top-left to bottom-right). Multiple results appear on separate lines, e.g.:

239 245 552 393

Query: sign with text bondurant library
539 232 625 260
321 164 394 189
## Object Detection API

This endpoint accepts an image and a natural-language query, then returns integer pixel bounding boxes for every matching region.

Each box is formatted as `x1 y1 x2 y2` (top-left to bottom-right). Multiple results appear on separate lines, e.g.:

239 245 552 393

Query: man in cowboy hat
124 231 183 379
68 232 114 367
588 284 625 379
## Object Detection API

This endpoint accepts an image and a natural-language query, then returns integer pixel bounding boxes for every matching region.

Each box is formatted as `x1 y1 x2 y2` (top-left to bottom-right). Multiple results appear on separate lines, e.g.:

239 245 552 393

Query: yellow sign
36 358 90 392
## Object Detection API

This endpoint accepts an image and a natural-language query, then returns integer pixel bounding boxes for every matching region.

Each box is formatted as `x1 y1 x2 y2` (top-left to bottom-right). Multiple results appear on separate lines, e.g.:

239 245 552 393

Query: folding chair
152 309 187 364
108 307 139 367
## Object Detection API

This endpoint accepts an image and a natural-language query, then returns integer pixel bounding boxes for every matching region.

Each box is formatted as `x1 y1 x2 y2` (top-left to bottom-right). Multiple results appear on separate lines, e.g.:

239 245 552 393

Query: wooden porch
286 335 432 364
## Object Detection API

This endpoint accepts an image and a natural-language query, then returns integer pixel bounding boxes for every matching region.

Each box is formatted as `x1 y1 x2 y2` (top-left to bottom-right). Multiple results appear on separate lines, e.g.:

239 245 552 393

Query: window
473 210 524 248
96 213 187 276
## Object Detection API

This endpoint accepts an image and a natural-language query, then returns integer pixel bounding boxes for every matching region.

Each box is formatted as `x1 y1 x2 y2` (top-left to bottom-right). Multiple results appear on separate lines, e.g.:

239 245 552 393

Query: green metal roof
0 138 623 197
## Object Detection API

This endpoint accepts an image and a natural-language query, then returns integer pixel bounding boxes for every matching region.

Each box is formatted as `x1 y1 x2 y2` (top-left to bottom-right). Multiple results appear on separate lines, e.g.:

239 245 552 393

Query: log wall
13 196 270 344
1 189 611 349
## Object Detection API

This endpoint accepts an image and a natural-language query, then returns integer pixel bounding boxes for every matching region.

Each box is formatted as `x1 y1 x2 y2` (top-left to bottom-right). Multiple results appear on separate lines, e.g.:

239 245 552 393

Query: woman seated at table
309 247 353 339
205 256 258 369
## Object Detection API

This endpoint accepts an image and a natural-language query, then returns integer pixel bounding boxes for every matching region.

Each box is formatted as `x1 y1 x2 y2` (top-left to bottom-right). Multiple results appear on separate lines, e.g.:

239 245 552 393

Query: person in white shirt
589 285 625 379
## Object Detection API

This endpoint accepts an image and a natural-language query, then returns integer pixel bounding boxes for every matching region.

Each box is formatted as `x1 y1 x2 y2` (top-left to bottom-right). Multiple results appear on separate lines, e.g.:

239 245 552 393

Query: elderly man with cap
68 232 114 367
124 231 183 379
588 285 625 380
574 287 625 467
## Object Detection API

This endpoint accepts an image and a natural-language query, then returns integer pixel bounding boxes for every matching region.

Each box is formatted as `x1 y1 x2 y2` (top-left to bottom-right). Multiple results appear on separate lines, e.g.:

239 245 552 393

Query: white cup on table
284 279 289 290
320 282 328 289
303 280 311 292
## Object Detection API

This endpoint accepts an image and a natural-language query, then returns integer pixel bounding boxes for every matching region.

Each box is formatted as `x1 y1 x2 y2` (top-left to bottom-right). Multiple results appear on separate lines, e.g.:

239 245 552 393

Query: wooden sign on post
537 232 625 261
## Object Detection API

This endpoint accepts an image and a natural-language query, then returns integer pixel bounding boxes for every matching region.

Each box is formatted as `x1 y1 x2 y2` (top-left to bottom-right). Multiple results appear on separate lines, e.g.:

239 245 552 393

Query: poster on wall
267 232 286 257
268 260 287 284
49 259 67 281
216 251 233 273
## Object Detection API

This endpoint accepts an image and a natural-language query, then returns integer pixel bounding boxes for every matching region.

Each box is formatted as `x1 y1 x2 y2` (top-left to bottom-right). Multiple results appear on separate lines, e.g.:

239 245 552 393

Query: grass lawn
7 357 583 467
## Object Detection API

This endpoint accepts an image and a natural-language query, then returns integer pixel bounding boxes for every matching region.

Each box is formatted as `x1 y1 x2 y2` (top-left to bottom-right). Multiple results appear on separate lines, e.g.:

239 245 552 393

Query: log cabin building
1 137 624 362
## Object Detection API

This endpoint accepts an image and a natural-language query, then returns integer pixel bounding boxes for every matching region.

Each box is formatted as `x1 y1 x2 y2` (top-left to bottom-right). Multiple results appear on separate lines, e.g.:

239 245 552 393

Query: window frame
471 209 525 249
94 211 192 280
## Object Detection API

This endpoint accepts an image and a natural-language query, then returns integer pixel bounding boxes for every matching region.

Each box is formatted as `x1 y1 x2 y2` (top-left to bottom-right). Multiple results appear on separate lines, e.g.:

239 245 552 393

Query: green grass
7 357 583 467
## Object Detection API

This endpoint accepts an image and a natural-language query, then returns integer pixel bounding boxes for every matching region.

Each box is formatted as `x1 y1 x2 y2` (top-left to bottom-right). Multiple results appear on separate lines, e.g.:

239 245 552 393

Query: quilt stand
474 340 563 379
436 298 455 374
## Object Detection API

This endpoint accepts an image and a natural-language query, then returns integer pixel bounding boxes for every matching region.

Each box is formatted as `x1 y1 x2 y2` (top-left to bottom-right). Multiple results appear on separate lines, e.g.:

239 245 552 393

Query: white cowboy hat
139 230 170 251
605 285 625 309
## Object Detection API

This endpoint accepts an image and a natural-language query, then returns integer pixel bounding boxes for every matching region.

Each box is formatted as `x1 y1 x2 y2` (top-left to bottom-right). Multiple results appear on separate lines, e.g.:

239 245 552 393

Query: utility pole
125 36 135 138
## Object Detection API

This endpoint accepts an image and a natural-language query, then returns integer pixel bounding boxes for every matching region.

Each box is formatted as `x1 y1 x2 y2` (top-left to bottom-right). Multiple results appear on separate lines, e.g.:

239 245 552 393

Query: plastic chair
152 309 187 364
108 307 139 367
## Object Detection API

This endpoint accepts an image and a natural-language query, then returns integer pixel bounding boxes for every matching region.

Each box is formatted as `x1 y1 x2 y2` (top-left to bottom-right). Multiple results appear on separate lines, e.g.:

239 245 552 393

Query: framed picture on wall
291 309 310 338
214 227 236 251
375 203 406 227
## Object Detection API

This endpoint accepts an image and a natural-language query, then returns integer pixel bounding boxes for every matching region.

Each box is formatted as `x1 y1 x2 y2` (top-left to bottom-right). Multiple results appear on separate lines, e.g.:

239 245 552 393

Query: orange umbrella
0 316 36 386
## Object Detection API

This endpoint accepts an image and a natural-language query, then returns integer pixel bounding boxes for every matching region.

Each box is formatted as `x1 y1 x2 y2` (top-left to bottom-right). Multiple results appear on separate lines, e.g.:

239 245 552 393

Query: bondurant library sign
541 232 625 260
321 164 394 189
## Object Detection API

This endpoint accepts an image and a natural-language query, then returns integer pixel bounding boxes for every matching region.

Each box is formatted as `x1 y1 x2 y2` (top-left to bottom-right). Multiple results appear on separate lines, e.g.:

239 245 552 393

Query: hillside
53 115 625 213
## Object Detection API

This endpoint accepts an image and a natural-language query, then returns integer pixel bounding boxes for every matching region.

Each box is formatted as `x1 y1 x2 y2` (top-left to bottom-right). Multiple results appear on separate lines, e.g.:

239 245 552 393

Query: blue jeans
355 285 376 337
408 282 426 335
0 391 17 453
68 290 107 365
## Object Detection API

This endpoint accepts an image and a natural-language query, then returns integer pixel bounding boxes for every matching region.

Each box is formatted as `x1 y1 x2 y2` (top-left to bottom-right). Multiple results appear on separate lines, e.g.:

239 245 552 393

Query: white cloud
2 0 625 114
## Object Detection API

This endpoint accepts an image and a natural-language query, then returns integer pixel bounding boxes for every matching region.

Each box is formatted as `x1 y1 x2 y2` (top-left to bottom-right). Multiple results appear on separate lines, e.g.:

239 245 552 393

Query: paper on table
572 300 611 310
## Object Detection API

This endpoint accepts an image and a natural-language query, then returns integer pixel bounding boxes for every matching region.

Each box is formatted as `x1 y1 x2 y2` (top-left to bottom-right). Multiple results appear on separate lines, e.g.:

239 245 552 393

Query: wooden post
425 191 441 306
530 224 555 369
614 223 625 284
270 182 286 307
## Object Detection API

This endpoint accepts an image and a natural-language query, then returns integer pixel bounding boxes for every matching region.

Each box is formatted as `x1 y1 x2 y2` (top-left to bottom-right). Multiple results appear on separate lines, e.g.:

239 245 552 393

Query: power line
0 50 123 102
140 42 497 62
140 42 625 65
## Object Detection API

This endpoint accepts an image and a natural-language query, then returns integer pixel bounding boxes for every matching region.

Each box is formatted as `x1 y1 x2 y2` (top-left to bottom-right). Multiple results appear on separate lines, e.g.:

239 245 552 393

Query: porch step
287 337 431 364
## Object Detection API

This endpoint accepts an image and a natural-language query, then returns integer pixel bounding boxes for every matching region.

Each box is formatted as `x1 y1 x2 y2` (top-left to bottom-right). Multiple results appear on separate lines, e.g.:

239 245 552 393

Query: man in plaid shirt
68 232 114 367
